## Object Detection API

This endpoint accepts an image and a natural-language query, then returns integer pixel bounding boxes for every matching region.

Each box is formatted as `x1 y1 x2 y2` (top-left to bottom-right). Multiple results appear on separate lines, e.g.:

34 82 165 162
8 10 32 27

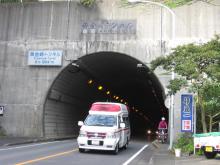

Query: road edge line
122 144 149 165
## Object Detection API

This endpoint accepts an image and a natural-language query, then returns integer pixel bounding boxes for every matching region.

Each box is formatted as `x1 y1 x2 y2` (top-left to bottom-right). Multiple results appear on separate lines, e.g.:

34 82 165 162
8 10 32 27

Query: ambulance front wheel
123 138 129 149
79 148 85 153
113 143 119 155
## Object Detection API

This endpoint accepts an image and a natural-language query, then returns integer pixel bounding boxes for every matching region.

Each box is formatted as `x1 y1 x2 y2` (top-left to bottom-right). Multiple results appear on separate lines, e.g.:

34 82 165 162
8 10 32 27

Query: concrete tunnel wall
44 67 88 138
0 0 220 138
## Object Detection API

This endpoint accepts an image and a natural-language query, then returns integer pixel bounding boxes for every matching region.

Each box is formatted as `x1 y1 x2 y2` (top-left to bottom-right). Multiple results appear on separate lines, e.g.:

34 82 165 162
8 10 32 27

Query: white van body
77 102 130 154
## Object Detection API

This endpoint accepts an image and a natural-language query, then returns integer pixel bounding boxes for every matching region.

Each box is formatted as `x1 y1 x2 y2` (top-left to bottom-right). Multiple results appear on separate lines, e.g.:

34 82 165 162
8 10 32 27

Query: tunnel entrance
43 52 167 138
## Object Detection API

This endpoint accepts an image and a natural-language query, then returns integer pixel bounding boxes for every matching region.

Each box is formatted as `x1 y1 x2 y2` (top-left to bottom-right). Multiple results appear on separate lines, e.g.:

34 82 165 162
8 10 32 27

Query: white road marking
0 140 73 151
122 144 149 165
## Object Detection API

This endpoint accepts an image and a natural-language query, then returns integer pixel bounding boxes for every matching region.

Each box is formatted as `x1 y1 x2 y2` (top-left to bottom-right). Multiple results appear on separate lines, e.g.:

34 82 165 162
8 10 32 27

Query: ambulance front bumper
77 137 118 151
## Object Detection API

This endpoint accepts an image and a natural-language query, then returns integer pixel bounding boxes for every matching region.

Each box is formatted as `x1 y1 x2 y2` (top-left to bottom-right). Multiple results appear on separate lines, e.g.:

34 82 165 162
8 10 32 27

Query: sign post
181 94 194 132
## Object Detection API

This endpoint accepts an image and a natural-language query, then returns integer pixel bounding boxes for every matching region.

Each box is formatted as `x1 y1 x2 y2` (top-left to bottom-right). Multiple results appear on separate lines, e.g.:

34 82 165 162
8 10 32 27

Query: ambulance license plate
92 140 99 145
205 146 213 152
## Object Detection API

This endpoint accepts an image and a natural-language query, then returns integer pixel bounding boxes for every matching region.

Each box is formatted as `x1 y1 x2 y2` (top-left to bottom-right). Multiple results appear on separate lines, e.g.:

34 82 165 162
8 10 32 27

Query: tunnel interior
43 52 168 138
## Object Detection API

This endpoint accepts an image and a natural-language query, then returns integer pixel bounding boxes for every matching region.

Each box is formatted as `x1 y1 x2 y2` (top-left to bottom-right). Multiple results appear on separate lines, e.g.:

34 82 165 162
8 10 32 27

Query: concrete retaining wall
0 0 219 137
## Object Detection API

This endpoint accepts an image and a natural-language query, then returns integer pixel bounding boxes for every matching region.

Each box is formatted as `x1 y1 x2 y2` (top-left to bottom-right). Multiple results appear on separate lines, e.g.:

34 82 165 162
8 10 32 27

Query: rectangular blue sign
28 50 63 66
181 94 193 132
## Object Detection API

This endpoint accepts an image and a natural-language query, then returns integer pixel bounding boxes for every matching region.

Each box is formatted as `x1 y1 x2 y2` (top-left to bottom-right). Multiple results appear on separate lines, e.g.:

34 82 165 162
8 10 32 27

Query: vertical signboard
181 94 193 132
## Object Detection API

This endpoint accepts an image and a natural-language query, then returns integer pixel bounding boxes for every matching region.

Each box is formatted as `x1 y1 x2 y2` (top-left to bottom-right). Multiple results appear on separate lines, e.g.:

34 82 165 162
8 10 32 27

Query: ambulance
77 102 130 154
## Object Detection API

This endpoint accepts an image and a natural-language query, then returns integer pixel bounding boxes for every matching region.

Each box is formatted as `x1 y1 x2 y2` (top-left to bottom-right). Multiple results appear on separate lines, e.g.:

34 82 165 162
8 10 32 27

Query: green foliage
196 149 204 156
150 35 220 95
201 81 220 131
80 0 96 7
163 0 193 8
123 0 196 8
202 82 220 107
167 78 187 95
174 133 194 154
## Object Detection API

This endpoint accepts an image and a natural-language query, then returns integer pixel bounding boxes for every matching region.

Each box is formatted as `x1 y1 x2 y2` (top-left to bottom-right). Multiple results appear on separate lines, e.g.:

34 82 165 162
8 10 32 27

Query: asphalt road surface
0 139 150 165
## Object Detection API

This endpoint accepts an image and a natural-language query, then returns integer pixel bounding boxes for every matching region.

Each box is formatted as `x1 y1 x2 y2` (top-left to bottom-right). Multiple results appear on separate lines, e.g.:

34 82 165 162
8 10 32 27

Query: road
0 139 150 165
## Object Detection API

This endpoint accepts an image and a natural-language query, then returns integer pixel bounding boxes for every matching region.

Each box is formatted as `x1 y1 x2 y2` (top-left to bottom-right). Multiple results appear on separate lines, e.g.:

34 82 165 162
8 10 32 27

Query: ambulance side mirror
78 121 84 126
120 123 125 128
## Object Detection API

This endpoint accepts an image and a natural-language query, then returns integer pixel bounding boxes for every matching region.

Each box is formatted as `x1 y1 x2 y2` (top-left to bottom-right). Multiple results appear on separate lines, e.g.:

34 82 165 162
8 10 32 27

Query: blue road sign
181 94 193 132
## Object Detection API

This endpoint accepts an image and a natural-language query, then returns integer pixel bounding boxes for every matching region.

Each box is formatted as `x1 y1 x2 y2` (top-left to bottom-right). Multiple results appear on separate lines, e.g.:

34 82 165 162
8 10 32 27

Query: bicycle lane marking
15 148 78 165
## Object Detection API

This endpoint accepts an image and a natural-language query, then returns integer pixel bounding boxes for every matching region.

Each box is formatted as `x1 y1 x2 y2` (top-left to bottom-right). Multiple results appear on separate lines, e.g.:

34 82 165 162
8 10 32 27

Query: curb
2 136 76 147
152 140 160 148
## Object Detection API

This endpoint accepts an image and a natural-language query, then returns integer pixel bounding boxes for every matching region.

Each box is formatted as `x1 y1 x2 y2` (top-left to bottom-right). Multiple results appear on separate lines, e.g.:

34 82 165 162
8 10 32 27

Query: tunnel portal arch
43 51 167 138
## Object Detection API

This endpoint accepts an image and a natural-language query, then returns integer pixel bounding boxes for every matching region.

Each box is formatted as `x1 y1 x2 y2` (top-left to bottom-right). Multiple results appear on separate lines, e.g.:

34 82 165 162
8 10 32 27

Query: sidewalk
133 140 219 165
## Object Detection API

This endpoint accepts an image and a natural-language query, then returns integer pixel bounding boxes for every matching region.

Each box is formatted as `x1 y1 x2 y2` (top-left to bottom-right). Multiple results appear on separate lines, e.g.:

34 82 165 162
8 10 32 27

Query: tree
150 35 220 133
201 82 220 132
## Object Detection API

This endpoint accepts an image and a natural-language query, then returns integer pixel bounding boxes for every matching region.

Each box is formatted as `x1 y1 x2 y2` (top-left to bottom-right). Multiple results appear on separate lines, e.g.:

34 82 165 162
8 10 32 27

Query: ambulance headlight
79 130 87 137
106 132 116 139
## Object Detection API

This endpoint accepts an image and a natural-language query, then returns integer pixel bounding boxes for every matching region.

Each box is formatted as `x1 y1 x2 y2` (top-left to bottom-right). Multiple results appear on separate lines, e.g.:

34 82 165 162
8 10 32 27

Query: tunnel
43 51 168 139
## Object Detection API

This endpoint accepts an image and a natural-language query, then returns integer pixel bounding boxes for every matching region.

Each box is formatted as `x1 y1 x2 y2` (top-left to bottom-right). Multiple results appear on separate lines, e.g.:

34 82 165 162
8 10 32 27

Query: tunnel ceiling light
88 79 93 84
98 86 103 90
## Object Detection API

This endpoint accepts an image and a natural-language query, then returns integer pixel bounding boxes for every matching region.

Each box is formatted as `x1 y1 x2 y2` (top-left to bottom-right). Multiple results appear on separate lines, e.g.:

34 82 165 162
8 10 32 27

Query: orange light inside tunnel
98 86 103 90
88 79 93 84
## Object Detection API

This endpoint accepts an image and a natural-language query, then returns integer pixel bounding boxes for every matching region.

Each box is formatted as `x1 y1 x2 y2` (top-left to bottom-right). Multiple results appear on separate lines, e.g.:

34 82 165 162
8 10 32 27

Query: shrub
80 0 96 7
173 133 194 154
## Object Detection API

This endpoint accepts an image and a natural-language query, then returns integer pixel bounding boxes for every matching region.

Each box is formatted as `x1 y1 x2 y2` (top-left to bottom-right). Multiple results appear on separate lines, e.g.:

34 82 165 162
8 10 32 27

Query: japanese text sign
28 50 62 66
181 94 193 132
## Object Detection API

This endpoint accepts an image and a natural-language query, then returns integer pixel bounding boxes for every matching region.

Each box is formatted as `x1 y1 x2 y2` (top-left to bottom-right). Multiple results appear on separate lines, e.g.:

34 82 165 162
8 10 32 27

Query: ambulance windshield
85 115 117 127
